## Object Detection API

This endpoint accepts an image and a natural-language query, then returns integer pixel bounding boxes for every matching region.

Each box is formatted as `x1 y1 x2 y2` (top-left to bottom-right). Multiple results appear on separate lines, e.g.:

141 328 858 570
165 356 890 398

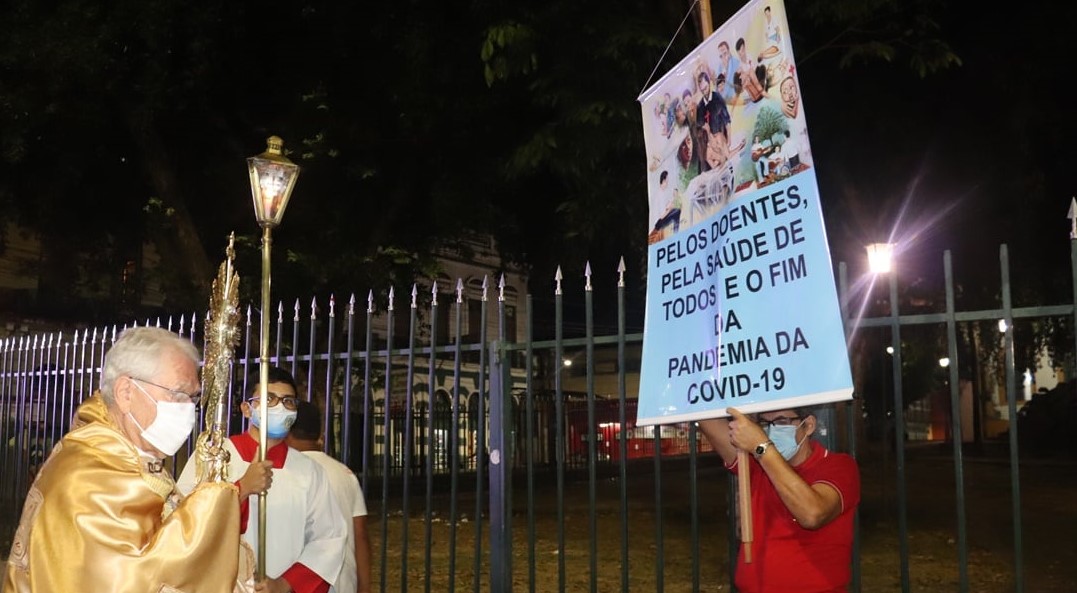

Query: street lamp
865 240 909 586
247 135 299 579
866 242 894 274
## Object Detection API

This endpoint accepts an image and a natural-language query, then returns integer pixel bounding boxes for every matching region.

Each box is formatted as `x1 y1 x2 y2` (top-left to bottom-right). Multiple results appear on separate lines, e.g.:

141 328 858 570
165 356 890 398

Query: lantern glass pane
248 157 299 227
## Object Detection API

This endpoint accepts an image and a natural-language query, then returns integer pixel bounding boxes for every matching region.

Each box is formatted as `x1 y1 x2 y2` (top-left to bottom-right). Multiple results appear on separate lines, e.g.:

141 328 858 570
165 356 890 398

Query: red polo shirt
728 440 860 593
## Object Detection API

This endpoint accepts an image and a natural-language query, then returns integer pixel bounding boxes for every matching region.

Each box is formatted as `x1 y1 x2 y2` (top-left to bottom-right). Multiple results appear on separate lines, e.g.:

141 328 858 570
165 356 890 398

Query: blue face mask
250 403 297 439
766 420 806 460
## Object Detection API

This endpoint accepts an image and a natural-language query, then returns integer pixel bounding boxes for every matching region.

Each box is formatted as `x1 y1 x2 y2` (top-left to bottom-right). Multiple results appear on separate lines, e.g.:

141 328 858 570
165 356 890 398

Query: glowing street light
866 242 894 274
247 135 300 580
938 357 950 368
868 239 909 581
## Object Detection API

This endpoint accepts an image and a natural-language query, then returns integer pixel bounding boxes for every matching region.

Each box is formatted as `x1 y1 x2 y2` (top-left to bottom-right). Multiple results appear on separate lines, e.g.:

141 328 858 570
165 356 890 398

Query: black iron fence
2 242 1075 592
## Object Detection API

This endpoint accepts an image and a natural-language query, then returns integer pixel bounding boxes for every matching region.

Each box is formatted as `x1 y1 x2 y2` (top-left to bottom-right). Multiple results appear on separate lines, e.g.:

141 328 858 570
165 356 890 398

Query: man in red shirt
699 406 860 593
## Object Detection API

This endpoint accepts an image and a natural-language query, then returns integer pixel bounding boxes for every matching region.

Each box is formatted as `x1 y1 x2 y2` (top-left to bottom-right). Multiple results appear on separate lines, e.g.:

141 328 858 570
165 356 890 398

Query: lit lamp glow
938 357 950 368
247 135 299 580
248 136 299 228
866 242 894 274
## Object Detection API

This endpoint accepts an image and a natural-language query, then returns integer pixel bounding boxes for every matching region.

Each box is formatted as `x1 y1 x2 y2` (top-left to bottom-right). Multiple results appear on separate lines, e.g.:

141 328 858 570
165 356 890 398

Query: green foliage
143 197 176 218
792 0 960 77
481 22 538 86
0 0 979 328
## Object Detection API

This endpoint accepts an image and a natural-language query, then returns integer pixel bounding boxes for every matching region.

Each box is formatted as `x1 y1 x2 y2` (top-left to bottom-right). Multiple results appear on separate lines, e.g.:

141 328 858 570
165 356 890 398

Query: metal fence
2 242 1074 592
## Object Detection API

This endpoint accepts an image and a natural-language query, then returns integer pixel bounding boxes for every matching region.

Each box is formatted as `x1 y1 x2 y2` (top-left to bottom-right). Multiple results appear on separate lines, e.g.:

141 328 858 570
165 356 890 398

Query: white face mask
128 381 197 456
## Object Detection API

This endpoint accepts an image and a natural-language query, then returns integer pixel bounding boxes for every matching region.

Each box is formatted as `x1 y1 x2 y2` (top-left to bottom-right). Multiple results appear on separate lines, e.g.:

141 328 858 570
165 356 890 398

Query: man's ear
240 400 252 419
114 376 135 415
803 414 817 436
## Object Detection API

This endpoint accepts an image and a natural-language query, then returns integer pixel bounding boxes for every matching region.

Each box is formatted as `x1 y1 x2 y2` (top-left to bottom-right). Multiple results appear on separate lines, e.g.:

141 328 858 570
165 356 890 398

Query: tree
0 0 235 315
0 0 508 317
26 0 1077 347
476 0 962 331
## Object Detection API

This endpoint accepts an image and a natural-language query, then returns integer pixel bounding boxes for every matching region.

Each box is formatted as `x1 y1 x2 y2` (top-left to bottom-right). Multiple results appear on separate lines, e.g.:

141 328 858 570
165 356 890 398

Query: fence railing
3 242 1074 592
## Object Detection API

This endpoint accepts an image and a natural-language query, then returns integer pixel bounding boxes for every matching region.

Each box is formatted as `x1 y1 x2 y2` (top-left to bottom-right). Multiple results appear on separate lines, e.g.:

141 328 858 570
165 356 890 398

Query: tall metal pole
889 269 910 593
247 135 298 580
257 225 272 580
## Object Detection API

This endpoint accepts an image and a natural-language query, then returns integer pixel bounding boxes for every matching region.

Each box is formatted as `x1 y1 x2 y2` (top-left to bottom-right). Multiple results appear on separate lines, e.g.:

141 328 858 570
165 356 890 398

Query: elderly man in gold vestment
3 327 271 593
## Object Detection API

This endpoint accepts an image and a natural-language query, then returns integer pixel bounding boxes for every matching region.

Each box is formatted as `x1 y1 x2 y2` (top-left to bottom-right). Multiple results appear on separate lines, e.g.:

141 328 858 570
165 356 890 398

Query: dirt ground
368 444 1076 592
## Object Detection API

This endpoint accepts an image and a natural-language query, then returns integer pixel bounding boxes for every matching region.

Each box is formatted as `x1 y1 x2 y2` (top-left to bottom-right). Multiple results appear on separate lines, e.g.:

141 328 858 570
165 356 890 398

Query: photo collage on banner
636 0 852 426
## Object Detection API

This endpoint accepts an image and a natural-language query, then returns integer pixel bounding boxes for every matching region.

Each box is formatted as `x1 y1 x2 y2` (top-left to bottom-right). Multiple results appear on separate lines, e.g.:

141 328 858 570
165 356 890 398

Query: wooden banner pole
699 0 748 562
737 450 753 563
699 0 714 38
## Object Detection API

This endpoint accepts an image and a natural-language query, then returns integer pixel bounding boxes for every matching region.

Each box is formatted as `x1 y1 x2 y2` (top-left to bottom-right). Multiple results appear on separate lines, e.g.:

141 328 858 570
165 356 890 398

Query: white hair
100 327 200 405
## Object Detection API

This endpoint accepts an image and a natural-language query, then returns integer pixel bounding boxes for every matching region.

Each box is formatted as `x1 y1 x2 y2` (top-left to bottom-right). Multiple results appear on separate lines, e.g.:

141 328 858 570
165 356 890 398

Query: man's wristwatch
753 440 775 459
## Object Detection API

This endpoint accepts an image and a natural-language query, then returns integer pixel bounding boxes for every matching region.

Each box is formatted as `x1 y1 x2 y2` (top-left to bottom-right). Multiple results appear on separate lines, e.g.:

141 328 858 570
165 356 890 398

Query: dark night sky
2 0 1075 327
798 1 1074 281
621 1 1077 331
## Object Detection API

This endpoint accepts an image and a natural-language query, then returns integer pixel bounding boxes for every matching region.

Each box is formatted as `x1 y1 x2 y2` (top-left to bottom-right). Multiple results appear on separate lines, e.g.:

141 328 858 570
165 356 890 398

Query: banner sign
636 0 852 425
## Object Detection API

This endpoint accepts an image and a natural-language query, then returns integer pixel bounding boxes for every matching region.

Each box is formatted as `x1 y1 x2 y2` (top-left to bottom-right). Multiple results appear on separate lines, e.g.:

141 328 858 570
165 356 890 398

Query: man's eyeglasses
131 377 201 405
757 416 800 430
247 393 300 410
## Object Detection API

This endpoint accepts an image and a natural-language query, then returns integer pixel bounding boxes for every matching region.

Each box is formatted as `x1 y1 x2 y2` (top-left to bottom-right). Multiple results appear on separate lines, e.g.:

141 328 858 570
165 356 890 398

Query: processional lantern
247 135 299 580
247 135 299 229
